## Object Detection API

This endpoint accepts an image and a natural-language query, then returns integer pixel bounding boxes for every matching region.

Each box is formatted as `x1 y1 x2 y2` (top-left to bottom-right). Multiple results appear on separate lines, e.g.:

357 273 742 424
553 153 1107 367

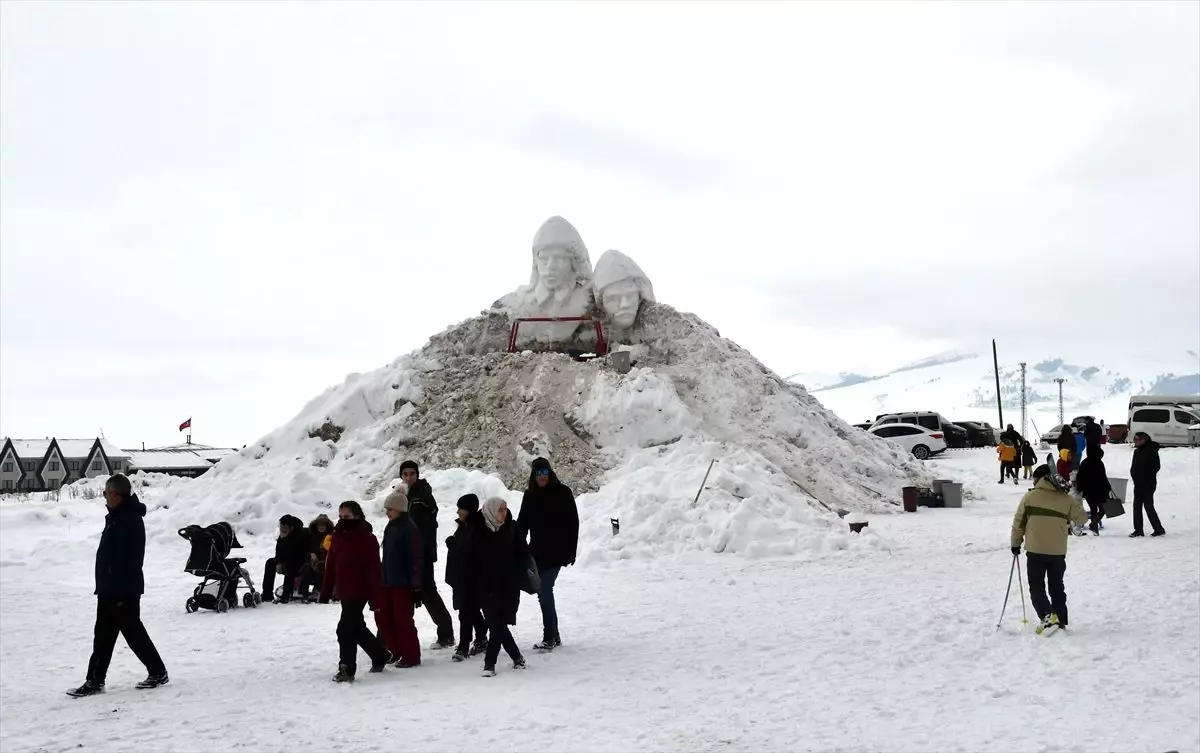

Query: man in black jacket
400 460 455 649
262 514 313 603
67 474 168 698
517 457 579 651
1129 432 1165 537
1083 416 1104 458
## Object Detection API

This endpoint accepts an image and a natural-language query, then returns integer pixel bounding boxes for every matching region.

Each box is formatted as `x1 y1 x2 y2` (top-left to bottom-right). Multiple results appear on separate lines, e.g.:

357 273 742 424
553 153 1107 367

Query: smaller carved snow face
535 247 576 292
601 279 642 328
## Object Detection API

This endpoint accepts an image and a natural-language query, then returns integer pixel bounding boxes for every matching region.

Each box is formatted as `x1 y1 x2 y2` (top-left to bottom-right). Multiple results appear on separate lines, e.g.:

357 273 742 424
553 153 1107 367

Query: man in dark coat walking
68 474 168 697
1129 432 1165 537
1083 416 1104 458
517 457 579 651
400 461 455 648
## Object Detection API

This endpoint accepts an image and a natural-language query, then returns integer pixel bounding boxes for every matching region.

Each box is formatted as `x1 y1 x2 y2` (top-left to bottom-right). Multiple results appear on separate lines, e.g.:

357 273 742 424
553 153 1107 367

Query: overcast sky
1 1 1197 448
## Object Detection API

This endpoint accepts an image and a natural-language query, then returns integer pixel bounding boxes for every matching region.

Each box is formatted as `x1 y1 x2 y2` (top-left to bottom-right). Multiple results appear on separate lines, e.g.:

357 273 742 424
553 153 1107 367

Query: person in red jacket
319 501 390 682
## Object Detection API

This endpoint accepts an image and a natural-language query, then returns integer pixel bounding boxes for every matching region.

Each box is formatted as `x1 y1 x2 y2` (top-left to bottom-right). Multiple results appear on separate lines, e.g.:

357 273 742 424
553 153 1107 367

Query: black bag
1104 489 1126 519
520 553 541 595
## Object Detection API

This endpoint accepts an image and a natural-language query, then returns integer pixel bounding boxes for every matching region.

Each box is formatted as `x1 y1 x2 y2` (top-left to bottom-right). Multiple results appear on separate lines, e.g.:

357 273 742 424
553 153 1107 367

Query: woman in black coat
516 457 578 650
445 494 488 661
1075 446 1112 534
473 497 528 677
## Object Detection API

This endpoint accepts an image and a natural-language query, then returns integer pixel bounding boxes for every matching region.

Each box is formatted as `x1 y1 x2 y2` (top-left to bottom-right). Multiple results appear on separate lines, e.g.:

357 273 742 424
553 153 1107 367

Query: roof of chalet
4 438 130 461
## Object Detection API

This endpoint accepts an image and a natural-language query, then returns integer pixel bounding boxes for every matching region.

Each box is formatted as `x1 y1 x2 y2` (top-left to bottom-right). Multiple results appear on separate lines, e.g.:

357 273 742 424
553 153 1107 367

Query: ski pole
994 553 1017 631
1016 554 1029 624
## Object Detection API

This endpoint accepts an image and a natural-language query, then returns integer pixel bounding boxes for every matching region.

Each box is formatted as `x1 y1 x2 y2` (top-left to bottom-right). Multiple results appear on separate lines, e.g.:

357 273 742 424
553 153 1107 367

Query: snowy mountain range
791 349 1200 434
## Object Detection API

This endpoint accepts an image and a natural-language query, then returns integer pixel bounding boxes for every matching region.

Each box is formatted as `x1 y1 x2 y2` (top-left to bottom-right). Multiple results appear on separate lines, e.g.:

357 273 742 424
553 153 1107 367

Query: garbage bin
1107 477 1128 503
941 482 963 509
933 479 951 496
902 486 918 513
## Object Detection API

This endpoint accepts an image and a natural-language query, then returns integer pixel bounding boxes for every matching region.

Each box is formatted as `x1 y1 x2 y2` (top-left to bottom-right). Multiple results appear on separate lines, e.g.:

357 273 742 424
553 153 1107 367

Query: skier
67 474 168 697
1020 440 1037 479
319 501 391 683
1129 432 1165 538
997 439 1019 484
1076 446 1112 534
445 494 489 662
261 514 313 603
517 457 579 650
376 491 423 668
399 460 456 649
474 497 529 677
1010 464 1087 633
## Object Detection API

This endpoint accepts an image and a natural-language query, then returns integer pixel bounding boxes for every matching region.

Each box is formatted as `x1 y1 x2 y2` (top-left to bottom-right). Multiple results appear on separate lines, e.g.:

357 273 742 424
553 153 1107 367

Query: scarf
482 497 507 532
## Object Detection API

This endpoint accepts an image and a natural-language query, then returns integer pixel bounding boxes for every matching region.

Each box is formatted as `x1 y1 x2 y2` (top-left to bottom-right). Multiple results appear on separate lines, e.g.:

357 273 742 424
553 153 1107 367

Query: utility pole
992 339 1004 428
1054 378 1067 425
1019 362 1028 440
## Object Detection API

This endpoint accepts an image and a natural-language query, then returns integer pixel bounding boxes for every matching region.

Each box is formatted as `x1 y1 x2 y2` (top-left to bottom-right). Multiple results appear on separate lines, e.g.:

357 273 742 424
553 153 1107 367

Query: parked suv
954 421 997 448
872 411 968 449
1129 405 1200 447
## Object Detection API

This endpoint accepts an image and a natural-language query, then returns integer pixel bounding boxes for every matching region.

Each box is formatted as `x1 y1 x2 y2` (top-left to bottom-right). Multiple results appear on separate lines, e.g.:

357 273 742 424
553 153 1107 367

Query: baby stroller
178 522 263 613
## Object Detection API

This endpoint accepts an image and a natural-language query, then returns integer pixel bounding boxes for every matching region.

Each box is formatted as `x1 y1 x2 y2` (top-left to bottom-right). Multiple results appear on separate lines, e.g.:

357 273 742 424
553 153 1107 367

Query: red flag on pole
179 418 192 432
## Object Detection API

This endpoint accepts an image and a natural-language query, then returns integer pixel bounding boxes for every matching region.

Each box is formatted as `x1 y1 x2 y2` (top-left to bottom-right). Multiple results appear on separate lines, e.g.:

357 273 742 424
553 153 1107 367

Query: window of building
22 461 34 472
92 461 102 471
69 460 80 471
49 461 60 472
2 462 11 473
2 480 13 490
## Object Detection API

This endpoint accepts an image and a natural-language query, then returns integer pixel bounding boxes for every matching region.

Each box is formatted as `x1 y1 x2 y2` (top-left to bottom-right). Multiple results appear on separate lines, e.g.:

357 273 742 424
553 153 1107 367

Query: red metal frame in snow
507 317 608 357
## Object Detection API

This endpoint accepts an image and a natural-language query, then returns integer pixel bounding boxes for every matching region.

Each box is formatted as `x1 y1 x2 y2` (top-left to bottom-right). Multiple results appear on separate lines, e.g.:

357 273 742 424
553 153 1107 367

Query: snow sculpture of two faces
515 217 655 333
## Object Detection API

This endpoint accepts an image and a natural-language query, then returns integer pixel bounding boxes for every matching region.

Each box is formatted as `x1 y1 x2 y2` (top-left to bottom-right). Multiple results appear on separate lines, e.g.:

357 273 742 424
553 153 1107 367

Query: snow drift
69 302 931 559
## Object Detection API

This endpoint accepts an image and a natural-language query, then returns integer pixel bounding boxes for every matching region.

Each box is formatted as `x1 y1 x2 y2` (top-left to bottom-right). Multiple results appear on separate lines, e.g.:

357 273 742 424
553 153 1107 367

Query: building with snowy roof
0 438 132 492
0 438 239 492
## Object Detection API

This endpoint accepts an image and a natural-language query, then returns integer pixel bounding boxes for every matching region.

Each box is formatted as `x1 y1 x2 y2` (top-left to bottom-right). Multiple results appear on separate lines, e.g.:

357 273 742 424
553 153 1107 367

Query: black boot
333 664 354 683
469 637 488 656
66 680 104 698
135 672 169 690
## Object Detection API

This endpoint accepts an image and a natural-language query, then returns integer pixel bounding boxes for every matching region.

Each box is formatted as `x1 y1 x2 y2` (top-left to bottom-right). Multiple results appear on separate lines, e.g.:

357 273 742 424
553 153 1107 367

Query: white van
1128 404 1200 447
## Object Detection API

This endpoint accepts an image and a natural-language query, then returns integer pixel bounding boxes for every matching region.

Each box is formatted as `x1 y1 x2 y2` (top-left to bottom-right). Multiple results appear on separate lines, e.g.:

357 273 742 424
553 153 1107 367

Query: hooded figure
471 497 529 676
262 514 314 603
592 249 656 329
517 457 579 650
445 494 489 660
1075 445 1112 533
511 217 596 344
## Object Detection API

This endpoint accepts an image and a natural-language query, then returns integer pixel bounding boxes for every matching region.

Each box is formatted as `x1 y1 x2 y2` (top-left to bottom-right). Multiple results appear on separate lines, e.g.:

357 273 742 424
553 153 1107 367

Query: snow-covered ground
2 445 1197 753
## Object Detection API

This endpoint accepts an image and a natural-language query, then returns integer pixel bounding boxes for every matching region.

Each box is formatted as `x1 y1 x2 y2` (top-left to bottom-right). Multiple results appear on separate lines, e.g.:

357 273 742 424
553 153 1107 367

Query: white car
868 422 948 460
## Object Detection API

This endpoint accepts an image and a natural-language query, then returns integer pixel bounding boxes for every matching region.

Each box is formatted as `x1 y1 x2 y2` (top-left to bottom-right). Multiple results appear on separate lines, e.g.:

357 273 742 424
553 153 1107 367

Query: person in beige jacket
1010 465 1087 630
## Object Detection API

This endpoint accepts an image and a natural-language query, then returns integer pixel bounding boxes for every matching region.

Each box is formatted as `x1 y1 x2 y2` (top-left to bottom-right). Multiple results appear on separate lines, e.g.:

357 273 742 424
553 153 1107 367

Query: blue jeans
537 566 562 637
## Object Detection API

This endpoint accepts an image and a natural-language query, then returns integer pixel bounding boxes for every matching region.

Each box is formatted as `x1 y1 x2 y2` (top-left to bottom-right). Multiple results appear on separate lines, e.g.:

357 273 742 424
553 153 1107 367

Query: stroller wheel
217 598 230 614
243 593 256 609
185 597 199 614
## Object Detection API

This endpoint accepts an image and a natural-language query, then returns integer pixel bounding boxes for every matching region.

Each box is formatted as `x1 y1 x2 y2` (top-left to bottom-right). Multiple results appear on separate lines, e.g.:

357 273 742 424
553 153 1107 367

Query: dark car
954 421 996 448
941 423 970 449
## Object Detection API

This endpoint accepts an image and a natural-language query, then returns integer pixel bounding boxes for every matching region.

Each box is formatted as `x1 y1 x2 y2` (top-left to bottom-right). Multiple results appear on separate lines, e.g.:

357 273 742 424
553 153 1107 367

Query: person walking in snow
1020 440 1037 479
1075 446 1112 535
1129 432 1165 538
1056 424 1075 460
262 514 313 603
319 501 391 682
475 497 529 677
1010 464 1087 632
67 474 168 697
399 460 456 649
517 457 579 650
376 491 423 668
997 439 1019 484
1083 416 1104 458
445 494 489 662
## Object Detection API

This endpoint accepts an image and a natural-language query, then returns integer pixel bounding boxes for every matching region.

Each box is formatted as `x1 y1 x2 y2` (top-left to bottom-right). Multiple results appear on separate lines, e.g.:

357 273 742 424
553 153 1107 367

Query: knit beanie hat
457 494 480 514
482 497 507 532
384 491 410 514
399 460 419 474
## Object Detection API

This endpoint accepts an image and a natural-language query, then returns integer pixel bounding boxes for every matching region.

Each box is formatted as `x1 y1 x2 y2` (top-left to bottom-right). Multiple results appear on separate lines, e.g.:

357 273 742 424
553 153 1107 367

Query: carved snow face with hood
592 249 655 328
529 216 592 305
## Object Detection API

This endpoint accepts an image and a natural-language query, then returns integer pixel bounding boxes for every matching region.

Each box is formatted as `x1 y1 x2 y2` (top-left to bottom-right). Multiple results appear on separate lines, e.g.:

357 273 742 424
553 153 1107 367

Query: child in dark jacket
1020 441 1037 479
445 494 488 662
1076 447 1112 534
475 497 529 677
376 491 423 668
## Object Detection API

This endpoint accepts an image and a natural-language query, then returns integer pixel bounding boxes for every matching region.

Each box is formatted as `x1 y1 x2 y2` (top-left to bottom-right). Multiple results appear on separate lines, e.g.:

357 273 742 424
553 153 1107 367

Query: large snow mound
71 303 931 559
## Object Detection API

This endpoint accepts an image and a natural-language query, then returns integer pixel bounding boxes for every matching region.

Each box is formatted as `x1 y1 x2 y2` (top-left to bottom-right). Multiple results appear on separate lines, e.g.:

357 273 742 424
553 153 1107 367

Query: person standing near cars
517 457 579 650
1129 432 1165 538
67 474 168 697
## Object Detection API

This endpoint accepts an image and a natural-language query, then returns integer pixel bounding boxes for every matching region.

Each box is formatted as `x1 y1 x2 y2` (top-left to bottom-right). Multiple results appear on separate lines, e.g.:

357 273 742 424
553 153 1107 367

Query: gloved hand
412 590 423 609
1011 547 1021 556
